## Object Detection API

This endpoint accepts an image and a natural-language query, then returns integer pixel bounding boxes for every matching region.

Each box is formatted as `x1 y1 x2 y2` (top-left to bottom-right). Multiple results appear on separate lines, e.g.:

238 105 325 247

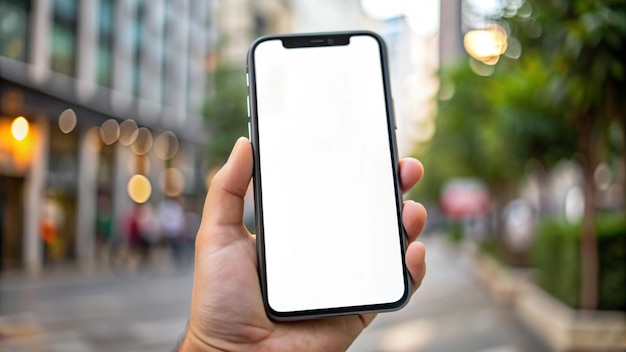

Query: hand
179 137 427 352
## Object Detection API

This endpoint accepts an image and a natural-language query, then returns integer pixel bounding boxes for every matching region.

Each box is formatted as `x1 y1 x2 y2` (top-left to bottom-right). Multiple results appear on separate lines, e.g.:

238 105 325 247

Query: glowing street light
464 24 508 65
11 116 29 141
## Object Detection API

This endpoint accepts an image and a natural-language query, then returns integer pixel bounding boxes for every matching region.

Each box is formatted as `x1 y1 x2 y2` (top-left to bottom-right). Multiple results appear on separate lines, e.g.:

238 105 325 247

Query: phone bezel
247 31 411 321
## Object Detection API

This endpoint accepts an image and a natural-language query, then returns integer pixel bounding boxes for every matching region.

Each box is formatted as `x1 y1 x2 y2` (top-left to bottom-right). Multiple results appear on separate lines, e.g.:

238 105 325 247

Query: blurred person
125 204 152 269
95 194 114 268
40 215 57 259
40 198 64 263
175 138 428 351
158 197 186 267
138 202 162 248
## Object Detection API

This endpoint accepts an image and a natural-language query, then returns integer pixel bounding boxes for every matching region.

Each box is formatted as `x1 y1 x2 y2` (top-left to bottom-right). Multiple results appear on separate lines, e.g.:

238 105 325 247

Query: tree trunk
578 111 599 310
623 122 626 211
580 160 598 309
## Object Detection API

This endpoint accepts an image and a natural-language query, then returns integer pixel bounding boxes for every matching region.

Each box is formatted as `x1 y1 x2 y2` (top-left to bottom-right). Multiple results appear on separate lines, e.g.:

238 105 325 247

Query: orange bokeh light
11 116 29 141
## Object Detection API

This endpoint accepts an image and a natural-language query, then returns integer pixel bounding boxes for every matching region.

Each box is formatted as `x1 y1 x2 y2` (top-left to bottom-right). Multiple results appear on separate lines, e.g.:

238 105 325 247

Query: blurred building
379 15 439 156
0 0 215 273
439 0 464 65
216 0 291 67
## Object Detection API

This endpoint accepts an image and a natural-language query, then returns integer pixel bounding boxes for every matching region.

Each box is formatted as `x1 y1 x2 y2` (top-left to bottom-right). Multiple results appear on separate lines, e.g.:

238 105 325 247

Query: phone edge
247 30 412 322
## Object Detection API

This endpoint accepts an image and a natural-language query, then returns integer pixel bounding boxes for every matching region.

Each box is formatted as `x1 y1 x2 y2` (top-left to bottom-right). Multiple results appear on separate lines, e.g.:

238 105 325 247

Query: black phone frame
246 30 411 321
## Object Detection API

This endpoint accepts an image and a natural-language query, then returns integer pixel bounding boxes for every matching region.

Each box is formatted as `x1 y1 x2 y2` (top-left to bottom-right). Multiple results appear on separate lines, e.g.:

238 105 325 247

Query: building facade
0 0 215 273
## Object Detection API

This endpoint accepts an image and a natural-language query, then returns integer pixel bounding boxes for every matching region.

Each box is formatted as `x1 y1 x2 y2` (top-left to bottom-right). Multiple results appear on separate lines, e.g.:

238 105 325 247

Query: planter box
516 279 626 351
469 245 522 303
469 246 626 351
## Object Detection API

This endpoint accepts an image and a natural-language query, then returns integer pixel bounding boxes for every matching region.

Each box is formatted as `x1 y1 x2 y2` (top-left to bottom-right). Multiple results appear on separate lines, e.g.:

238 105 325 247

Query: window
50 0 78 76
97 0 114 87
132 0 146 97
0 0 31 61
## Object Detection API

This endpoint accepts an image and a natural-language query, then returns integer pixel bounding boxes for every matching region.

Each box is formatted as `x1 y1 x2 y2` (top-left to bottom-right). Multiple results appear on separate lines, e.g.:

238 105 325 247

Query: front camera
327 38 335 45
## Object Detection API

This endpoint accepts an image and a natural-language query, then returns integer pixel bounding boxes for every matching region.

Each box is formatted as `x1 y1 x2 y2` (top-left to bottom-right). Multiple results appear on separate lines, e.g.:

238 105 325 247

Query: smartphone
247 31 410 321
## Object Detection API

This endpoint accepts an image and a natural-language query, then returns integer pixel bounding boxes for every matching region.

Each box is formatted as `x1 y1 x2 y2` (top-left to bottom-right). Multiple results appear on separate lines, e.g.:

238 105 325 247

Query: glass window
50 0 77 76
133 0 146 97
0 0 31 61
97 0 114 87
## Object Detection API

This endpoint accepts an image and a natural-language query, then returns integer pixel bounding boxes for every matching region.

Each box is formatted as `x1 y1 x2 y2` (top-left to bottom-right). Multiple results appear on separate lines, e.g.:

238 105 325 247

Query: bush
531 213 626 311
445 221 463 244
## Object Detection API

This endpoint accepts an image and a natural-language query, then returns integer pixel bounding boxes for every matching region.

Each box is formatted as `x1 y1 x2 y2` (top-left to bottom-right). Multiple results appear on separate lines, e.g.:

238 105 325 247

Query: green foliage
411 53 576 204
446 221 463 244
514 0 626 138
411 62 494 202
204 66 249 167
412 0 626 311
531 213 626 310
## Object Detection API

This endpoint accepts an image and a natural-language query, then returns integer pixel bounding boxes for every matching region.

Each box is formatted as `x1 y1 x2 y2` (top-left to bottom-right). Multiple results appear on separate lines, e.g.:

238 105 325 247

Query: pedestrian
95 194 114 268
125 205 151 269
174 138 428 351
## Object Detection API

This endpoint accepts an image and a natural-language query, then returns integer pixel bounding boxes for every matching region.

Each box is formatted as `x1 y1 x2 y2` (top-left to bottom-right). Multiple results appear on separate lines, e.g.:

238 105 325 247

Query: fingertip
202 137 254 229
399 158 424 193
402 201 428 243
229 136 251 161
406 241 426 292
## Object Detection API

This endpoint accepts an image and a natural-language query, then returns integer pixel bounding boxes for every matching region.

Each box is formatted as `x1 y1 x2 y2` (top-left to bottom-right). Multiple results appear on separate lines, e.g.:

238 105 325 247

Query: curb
468 245 626 351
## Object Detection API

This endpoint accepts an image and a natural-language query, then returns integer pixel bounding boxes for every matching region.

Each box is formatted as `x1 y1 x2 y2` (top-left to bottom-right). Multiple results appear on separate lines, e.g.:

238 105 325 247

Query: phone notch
282 34 350 49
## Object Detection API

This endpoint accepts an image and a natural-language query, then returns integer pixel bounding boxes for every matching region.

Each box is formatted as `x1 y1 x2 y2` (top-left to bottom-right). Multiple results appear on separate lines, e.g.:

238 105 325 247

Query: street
0 236 549 352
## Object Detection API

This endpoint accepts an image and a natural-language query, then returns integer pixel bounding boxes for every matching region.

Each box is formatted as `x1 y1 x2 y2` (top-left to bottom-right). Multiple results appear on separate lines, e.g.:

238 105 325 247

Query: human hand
178 137 427 352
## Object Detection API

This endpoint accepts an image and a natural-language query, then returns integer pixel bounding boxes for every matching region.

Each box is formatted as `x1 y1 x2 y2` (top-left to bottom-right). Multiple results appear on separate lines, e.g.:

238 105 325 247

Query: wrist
175 327 227 352
176 335 202 352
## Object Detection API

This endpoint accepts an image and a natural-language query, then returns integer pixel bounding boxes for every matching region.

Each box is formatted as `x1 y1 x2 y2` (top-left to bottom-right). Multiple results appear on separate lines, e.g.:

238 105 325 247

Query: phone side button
392 98 397 130
248 121 251 139
247 95 251 117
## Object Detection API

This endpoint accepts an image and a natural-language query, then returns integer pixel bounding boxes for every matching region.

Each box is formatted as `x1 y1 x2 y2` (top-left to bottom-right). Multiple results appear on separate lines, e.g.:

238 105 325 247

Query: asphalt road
0 237 549 352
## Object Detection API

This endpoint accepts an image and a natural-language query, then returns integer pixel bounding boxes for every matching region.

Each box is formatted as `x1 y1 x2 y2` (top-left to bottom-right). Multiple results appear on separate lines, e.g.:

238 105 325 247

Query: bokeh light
565 187 584 224
504 36 522 59
464 24 508 65
154 131 179 160
58 109 77 134
11 116 29 141
100 119 120 145
127 174 152 204
130 127 153 155
469 58 496 76
160 168 186 197
594 163 612 191
119 119 139 146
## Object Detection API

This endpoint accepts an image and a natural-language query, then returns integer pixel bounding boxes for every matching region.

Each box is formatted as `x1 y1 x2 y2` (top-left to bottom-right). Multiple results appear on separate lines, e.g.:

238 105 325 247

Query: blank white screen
254 35 405 313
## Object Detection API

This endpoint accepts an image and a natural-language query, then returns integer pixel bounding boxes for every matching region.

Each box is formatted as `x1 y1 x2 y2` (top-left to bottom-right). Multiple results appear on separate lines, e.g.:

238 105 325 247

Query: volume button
248 121 251 139
391 97 397 130
247 95 250 117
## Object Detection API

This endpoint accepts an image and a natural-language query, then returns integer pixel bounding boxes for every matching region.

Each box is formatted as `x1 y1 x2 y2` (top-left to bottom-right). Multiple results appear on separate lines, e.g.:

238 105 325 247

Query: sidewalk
1 245 182 292
0 253 193 352
0 236 548 352
348 235 548 352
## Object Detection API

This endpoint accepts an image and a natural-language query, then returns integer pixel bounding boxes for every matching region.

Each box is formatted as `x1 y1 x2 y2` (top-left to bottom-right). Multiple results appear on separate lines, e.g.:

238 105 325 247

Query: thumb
201 137 253 234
